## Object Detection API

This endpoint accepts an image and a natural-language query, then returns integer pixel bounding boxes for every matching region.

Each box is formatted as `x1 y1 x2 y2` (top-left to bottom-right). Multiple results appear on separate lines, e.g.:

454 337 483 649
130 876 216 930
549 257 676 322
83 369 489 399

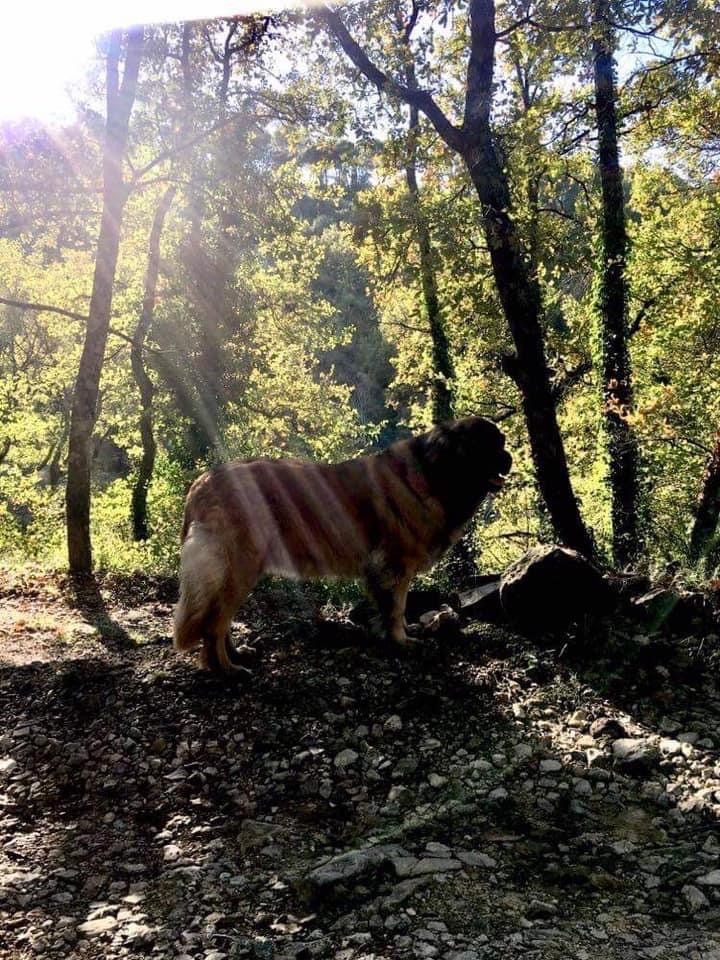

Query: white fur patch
173 522 227 649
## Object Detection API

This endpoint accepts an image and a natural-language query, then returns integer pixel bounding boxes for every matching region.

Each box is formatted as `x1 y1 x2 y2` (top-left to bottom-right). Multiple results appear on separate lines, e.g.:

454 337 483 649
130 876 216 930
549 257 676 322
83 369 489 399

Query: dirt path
1 571 720 959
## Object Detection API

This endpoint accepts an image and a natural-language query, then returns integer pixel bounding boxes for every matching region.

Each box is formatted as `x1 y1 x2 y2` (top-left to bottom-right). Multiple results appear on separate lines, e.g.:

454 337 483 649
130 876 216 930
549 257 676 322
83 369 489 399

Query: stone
382 877 429 910
419 605 459 635
334 749 359 770
393 857 462 878
539 759 562 773
0 758 18 776
457 579 502 623
682 885 710 912
456 851 497 869
239 820 285 853
590 717 629 740
499 545 612 632
612 739 661 775
77 916 118 936
302 844 407 900
425 842 452 857
696 870 720 886
488 787 508 800
568 710 589 729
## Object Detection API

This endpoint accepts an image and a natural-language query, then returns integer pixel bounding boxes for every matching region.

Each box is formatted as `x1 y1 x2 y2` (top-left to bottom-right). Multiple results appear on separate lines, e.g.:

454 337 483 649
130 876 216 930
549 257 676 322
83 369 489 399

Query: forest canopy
0 0 719 579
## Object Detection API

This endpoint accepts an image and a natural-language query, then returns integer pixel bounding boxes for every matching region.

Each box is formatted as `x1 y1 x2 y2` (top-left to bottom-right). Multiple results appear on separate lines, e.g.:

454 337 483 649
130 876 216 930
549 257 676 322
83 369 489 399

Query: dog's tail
173 521 227 652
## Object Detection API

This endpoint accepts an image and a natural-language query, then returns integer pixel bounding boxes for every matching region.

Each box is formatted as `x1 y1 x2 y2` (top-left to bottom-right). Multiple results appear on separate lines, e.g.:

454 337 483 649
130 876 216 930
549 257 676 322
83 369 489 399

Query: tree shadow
66 572 134 648
1 604 719 957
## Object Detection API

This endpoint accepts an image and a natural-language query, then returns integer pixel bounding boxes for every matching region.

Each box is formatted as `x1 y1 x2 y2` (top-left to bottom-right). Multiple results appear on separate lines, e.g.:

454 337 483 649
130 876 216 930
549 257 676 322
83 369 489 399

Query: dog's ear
411 424 454 471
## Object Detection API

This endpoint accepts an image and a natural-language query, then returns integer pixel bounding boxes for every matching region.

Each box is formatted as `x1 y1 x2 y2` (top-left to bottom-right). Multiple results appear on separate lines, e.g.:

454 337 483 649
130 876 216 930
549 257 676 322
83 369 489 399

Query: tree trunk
463 138 595 557
65 28 144 573
131 184 177 541
689 428 720 565
593 0 640 567
460 0 595 557
322 0 595 557
403 67 454 424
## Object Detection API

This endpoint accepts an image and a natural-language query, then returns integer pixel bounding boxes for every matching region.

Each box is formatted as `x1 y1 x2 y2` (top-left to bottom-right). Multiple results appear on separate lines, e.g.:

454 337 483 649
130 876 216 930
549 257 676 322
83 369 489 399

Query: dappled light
1 1 720 957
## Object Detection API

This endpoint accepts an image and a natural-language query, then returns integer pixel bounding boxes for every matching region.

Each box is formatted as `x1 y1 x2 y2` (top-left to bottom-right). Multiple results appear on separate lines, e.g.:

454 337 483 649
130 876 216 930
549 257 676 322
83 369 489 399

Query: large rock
499 545 611 632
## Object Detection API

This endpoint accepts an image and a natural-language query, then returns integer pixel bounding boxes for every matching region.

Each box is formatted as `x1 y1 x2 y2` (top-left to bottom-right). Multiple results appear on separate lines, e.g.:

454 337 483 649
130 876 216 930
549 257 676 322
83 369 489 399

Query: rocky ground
1 568 720 960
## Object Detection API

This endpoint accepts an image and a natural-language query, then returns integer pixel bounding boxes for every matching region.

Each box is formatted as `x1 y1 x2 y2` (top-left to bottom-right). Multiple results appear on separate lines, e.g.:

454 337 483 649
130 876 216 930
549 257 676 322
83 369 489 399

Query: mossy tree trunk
689 429 720 567
592 0 640 567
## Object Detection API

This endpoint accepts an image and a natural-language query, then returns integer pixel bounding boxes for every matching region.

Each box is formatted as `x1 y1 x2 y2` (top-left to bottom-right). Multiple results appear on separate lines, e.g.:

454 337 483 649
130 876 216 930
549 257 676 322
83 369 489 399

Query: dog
173 416 511 675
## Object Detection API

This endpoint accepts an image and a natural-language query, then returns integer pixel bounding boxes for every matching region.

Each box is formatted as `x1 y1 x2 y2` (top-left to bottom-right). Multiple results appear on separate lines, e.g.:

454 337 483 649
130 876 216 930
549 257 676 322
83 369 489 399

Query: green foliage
1 5 720 579
91 458 187 574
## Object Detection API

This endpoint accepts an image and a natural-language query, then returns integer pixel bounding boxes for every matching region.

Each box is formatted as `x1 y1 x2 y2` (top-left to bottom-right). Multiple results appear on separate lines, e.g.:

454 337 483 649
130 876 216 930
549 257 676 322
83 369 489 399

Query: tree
66 28 144 573
130 184 177 541
592 0 640 566
319 0 595 556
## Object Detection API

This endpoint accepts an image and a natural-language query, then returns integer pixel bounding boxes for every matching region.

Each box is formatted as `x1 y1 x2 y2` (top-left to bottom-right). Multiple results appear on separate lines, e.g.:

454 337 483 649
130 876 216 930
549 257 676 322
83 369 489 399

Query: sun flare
0 0 318 122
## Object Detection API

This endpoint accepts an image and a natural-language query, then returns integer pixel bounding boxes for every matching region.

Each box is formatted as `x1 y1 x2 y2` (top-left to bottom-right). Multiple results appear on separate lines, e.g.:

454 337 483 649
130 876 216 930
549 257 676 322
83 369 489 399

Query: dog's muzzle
487 448 513 492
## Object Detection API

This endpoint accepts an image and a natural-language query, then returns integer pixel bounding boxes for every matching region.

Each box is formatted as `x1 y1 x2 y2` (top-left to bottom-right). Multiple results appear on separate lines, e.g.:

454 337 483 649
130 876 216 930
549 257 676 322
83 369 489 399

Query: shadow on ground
0 580 719 958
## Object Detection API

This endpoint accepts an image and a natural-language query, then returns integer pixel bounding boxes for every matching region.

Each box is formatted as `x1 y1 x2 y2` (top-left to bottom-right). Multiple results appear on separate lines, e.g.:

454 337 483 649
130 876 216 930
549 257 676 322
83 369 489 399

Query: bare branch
0 296 87 323
131 116 233 183
537 205 578 222
0 296 139 350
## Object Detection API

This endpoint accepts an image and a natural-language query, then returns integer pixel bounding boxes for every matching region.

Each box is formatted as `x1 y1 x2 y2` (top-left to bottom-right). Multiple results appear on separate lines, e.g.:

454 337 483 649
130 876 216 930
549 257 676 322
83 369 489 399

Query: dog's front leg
364 559 415 648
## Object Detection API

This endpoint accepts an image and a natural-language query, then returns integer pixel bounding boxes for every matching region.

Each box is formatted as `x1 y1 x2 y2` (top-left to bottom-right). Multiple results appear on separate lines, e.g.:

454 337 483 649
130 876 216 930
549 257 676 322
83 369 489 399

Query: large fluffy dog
174 416 511 675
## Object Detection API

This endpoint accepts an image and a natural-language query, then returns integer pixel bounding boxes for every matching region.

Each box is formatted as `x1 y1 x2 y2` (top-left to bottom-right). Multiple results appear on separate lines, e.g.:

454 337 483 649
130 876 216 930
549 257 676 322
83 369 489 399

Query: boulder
631 586 718 634
499 545 612 632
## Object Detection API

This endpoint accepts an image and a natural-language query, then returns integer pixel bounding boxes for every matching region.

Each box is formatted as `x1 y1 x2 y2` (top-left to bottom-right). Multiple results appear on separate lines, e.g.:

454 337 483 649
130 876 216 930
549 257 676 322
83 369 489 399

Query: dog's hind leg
175 522 260 678
198 545 262 679
200 626 258 677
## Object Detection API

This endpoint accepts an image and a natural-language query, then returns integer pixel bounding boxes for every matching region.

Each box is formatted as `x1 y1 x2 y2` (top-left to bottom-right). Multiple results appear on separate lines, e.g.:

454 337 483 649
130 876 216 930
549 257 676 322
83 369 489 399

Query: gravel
1 574 720 959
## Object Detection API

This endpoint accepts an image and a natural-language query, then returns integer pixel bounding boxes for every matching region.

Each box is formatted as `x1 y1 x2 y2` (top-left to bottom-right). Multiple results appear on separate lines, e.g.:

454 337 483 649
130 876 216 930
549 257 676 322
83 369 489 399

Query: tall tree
66 28 144 573
130 184 177 541
592 0 640 566
320 0 595 556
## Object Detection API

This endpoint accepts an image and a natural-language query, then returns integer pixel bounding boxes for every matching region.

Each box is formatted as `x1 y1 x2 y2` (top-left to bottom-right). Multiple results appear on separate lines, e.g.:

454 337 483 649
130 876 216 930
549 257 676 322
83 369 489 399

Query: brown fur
173 416 511 675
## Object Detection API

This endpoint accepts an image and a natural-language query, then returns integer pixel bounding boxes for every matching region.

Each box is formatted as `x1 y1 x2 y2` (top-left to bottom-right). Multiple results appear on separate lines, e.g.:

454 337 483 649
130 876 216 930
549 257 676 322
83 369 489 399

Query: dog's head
412 416 512 504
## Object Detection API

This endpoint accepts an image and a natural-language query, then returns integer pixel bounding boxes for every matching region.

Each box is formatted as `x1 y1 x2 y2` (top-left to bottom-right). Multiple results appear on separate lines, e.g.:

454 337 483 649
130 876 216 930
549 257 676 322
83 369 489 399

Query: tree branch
0 296 139 350
131 116 234 183
316 4 465 153
0 296 87 323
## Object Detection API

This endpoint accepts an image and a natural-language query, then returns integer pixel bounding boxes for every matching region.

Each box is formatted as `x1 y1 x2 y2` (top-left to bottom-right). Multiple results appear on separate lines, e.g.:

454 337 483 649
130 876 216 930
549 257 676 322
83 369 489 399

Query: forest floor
1 568 720 960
